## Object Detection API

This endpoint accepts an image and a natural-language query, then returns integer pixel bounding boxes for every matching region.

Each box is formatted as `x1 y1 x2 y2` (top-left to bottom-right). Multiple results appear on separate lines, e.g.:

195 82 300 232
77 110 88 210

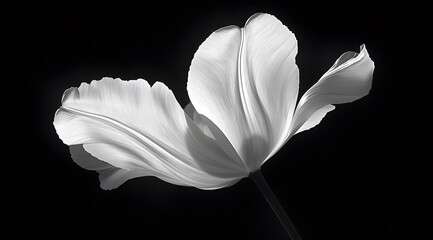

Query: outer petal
54 78 248 190
294 105 335 134
289 45 374 137
69 145 147 190
187 13 299 170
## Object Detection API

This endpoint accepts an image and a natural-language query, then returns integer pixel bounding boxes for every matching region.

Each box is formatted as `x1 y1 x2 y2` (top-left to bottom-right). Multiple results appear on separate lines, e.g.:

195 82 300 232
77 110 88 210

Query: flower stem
250 170 302 240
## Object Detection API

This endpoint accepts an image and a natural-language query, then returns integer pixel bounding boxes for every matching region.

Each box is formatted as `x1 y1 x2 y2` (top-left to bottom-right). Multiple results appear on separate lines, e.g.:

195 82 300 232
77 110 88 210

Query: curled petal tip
290 44 375 137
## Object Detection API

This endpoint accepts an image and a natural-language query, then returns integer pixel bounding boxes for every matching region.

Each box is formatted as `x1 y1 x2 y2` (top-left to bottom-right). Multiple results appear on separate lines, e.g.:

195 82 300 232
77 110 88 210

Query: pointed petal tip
357 44 375 89
288 44 375 138
359 44 373 63
361 44 375 69
323 43 375 84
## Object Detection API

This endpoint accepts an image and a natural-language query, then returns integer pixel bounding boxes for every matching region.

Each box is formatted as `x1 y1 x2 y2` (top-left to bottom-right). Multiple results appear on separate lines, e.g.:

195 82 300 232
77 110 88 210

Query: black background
8 0 430 239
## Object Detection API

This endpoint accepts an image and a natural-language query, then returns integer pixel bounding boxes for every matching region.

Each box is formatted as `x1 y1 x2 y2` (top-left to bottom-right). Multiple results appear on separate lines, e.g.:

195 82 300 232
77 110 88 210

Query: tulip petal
69 144 112 171
294 104 335 134
290 45 374 137
70 145 147 190
54 78 248 189
187 13 299 170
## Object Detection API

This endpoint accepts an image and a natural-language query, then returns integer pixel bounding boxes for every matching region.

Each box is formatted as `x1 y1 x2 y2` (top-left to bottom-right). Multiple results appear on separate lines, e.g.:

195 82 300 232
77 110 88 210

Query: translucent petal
70 145 149 190
187 13 299 170
290 45 374 137
54 78 247 189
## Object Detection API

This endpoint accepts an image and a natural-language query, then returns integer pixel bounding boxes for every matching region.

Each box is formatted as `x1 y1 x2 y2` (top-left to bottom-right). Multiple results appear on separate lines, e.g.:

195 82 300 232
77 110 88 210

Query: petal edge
289 45 374 137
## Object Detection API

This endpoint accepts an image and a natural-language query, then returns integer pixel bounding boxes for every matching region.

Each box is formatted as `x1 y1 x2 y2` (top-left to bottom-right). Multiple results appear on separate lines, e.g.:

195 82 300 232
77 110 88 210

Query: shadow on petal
184 117 249 181
69 145 148 190
240 134 269 172
186 116 269 175
69 145 112 171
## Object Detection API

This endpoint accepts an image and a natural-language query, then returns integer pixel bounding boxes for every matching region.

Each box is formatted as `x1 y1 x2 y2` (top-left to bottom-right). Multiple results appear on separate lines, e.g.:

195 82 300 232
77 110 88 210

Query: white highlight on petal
188 13 299 171
289 44 375 138
54 78 248 190
54 14 375 190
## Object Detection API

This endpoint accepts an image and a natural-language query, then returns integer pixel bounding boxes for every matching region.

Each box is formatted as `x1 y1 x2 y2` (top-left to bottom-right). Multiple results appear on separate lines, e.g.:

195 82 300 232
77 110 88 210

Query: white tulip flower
54 13 374 239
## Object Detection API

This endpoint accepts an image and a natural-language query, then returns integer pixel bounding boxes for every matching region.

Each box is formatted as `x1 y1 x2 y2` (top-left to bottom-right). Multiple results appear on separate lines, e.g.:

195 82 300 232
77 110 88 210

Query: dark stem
250 170 302 240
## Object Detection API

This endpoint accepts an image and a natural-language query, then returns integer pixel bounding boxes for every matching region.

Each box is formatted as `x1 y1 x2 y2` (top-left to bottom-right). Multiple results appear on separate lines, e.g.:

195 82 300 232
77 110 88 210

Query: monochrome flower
54 13 374 190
